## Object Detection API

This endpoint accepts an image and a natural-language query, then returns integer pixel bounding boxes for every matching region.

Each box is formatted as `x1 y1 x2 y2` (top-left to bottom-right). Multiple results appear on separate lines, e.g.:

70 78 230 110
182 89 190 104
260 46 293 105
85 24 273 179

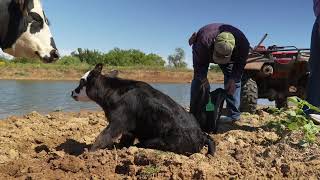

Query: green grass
141 165 161 176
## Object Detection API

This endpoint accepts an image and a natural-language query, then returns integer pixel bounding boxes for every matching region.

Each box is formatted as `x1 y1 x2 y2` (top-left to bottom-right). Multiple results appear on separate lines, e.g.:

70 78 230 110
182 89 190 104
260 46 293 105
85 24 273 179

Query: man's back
314 0 320 17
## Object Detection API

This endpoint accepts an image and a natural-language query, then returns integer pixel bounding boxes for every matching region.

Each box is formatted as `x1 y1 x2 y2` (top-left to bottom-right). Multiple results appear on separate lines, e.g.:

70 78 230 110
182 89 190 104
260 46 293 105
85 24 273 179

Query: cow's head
3 0 59 63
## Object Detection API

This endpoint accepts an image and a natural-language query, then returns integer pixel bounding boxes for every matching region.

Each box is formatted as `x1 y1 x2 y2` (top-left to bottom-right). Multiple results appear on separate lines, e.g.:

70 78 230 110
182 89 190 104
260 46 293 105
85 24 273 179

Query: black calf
72 64 215 155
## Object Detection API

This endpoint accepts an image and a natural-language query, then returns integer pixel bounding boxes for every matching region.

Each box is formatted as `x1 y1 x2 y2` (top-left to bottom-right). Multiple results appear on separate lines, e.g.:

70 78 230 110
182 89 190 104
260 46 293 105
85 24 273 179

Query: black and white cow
0 0 59 62
71 64 215 155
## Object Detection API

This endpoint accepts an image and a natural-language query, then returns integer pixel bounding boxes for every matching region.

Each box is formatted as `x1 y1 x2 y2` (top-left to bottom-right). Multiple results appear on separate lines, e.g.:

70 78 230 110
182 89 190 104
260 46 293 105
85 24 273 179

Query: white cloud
59 49 74 56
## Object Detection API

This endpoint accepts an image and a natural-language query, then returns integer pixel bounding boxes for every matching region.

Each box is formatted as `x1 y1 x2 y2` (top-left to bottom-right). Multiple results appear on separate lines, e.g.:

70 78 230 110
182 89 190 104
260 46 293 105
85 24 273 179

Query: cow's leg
90 108 129 151
90 124 120 151
137 138 166 149
119 133 135 148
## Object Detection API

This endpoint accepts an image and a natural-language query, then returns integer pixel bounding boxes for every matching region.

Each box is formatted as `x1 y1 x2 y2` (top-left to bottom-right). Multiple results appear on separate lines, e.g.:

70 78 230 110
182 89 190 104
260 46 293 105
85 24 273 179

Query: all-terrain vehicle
240 34 310 113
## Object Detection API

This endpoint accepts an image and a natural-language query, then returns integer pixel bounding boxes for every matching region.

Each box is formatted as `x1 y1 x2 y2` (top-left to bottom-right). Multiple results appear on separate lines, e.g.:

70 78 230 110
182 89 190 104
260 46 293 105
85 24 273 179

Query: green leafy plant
269 97 320 146
265 107 283 115
288 97 320 114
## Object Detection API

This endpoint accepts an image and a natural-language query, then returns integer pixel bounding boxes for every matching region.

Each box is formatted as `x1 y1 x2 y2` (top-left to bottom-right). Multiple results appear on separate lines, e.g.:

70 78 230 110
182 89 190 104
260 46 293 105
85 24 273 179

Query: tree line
1 47 221 72
58 47 188 68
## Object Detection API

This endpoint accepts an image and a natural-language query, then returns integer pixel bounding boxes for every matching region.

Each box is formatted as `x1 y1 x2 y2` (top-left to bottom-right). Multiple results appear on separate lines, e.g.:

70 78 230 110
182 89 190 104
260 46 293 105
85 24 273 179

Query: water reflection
0 80 273 119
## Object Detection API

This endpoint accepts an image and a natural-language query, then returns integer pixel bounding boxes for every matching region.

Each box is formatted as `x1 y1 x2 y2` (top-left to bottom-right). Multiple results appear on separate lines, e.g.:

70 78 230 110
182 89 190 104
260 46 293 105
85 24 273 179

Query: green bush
70 48 165 67
73 48 104 65
102 48 165 67
2 48 168 67
103 48 129 66
209 64 222 72
142 53 166 66
56 56 82 65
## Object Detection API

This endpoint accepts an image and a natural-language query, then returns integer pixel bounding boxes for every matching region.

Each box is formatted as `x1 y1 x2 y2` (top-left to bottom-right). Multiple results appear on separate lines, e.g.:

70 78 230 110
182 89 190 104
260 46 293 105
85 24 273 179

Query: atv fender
245 62 264 71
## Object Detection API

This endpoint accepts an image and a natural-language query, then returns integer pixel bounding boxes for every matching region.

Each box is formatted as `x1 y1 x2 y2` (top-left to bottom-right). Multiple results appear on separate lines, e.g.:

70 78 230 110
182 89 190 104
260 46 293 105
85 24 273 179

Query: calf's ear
93 63 103 74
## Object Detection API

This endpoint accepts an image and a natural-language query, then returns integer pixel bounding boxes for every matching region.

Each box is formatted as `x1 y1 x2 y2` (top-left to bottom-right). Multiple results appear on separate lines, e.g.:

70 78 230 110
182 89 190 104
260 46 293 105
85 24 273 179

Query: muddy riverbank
0 110 319 179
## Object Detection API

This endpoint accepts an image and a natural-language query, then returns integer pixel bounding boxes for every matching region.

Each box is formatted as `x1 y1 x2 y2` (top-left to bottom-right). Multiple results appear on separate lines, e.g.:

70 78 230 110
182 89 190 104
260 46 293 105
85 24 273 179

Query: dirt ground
0 110 320 180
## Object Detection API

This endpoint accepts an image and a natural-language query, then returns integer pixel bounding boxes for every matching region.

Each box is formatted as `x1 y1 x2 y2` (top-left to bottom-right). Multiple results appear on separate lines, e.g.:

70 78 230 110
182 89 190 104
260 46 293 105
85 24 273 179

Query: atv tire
240 78 258 113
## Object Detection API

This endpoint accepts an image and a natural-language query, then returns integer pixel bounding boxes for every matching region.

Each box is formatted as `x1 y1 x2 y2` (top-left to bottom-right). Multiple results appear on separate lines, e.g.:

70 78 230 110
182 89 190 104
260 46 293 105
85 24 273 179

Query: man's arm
230 61 246 82
230 41 250 82
188 32 198 46
226 58 246 95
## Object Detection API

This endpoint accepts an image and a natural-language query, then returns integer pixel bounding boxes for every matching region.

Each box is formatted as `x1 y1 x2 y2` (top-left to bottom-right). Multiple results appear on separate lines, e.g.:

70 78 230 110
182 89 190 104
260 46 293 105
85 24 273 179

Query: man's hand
225 79 236 95
188 32 197 46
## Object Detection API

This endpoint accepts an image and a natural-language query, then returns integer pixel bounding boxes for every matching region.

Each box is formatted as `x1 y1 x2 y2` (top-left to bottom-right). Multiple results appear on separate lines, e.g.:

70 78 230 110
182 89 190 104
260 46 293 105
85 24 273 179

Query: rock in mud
0 155 9 164
127 146 139 155
134 153 150 166
8 149 19 159
189 153 206 161
56 155 85 173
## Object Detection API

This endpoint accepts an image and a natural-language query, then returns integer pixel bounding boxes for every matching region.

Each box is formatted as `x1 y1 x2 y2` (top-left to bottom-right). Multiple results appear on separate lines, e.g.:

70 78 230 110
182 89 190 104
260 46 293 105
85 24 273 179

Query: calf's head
3 0 59 63
71 64 119 102
190 78 227 133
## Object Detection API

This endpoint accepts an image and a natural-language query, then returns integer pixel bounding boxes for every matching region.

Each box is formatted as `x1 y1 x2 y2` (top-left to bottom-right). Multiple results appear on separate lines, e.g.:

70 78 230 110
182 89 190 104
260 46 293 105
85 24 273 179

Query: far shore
0 64 224 83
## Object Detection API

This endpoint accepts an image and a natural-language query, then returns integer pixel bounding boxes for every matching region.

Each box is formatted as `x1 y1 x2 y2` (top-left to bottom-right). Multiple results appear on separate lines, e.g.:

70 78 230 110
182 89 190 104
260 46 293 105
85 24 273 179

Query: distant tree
209 64 222 72
70 48 165 67
72 48 104 65
168 48 187 68
103 48 165 67
142 53 166 66
70 50 78 57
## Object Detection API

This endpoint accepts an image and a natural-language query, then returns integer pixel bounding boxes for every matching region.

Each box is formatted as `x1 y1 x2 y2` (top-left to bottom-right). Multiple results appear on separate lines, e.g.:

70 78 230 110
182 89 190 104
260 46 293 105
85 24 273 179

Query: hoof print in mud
56 139 89 156
34 145 50 153
115 161 136 176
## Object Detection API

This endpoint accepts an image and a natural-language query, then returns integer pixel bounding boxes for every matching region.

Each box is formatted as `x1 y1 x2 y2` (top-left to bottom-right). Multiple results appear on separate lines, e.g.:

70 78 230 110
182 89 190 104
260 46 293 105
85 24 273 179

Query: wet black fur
190 78 227 133
76 64 215 155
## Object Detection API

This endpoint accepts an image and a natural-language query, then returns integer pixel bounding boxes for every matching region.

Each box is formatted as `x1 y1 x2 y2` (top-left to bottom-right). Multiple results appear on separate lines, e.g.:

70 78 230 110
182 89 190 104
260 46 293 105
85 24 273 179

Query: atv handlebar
260 48 310 53
267 45 309 51
253 33 268 52
251 34 310 53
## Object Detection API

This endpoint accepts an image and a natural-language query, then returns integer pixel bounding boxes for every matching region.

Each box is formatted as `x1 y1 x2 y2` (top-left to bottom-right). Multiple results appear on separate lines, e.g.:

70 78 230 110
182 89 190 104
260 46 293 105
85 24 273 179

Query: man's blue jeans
306 17 320 114
191 63 241 120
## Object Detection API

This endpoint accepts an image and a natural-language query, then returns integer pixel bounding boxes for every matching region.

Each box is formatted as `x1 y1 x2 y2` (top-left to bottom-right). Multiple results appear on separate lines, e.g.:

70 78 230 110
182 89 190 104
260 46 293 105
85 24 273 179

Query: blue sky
42 0 314 67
